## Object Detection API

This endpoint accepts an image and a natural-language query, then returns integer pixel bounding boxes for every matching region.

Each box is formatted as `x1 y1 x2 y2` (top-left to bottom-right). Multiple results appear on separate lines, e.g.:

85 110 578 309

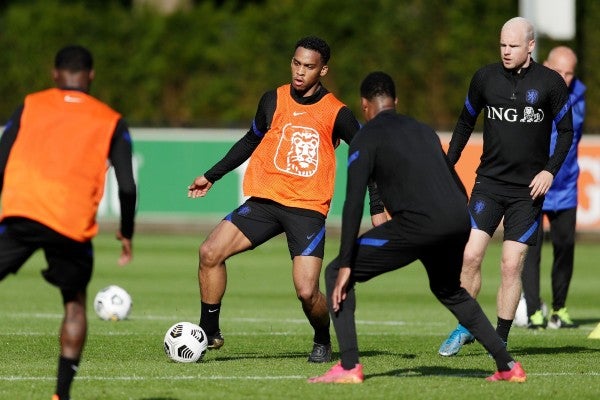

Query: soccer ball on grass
514 293 548 327
164 322 208 363
93 285 132 321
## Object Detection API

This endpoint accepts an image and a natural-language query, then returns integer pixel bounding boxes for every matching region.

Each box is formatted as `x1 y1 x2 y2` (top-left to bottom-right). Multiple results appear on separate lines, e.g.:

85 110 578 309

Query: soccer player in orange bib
188 36 383 362
0 45 137 400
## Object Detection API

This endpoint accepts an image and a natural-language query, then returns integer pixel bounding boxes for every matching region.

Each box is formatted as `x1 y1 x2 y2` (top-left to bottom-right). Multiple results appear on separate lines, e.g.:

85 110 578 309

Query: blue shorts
469 177 543 245
0 217 93 291
226 198 326 259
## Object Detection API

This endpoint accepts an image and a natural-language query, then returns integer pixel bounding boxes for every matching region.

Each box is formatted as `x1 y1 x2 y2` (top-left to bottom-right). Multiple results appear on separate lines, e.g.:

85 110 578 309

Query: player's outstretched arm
115 231 133 266
187 175 213 198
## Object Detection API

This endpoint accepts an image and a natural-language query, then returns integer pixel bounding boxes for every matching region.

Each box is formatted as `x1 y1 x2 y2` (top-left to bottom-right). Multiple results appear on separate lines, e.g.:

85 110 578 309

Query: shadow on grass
206 349 405 362
366 365 488 380
139 398 179 400
202 344 599 364
509 345 600 356
574 317 600 326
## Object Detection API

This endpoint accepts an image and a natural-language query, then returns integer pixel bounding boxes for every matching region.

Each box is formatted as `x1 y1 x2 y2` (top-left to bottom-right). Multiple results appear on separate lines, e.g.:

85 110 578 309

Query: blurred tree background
0 0 597 131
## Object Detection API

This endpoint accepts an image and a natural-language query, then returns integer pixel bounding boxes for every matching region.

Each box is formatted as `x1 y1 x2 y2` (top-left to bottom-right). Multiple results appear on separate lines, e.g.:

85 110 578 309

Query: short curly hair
294 36 330 64
360 71 396 100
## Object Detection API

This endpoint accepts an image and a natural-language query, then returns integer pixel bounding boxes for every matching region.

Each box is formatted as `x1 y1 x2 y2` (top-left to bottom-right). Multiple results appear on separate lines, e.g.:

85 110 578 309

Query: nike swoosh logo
208 309 219 313
64 95 83 103
306 233 316 240
293 111 306 116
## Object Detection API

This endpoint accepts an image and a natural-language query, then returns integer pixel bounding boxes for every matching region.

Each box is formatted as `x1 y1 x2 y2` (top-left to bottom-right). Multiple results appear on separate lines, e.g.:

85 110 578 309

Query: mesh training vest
1 88 121 241
243 85 345 215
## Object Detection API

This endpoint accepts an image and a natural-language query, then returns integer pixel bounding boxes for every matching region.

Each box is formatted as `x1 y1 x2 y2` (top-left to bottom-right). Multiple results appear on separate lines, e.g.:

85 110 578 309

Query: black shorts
333 217 469 295
0 217 93 291
226 198 326 259
469 176 543 245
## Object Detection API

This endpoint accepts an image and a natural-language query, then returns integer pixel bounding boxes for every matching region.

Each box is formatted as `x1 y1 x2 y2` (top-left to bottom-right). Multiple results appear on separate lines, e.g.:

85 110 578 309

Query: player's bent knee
296 286 321 304
462 251 483 270
199 241 223 268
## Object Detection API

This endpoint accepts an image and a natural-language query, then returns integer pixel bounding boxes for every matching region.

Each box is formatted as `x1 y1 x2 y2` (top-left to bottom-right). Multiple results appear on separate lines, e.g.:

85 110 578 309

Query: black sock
56 355 79 399
495 355 517 372
200 302 221 335
313 323 331 345
496 317 513 344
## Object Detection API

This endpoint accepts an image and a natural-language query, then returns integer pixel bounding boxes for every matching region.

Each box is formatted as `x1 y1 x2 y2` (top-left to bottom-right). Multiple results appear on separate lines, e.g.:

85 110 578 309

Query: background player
522 46 585 329
0 45 137 400
438 17 573 356
308 71 526 384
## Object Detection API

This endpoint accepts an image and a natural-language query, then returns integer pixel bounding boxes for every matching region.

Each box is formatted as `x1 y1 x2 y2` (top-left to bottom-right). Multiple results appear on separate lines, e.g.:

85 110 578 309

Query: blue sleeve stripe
301 226 326 256
3 120 13 132
465 96 476 117
348 150 359 167
123 130 132 143
554 99 572 124
252 120 265 138
357 237 388 247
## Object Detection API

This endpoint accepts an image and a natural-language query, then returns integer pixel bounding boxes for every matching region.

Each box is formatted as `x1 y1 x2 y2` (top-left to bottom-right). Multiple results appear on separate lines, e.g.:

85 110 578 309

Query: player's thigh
42 236 93 291
281 209 326 259
202 219 254 260
468 190 505 236
0 221 36 280
209 200 284 257
503 196 542 245
292 255 322 296
500 240 529 272
351 221 420 283
420 232 469 294
463 228 493 262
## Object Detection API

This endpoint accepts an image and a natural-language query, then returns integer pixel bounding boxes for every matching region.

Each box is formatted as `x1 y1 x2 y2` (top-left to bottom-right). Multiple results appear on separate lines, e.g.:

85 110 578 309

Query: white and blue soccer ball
514 293 548 327
93 285 132 321
163 322 208 363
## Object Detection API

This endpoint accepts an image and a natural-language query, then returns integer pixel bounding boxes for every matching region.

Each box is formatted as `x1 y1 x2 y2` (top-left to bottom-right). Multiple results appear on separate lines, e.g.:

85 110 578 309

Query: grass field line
1 312 445 326
0 375 306 381
2 371 600 382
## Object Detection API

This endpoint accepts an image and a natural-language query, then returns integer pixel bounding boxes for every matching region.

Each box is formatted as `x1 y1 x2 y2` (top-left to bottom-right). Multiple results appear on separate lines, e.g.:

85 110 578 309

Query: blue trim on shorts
357 237 388 247
225 212 233 221
301 226 326 256
518 218 540 243
469 212 478 229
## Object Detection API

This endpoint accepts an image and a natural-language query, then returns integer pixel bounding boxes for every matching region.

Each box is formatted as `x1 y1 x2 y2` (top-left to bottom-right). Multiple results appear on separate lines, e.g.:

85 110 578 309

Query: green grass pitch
1 231 599 399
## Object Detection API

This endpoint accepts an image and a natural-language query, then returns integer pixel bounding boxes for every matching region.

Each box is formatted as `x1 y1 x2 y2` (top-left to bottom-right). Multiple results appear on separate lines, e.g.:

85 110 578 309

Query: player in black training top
308 71 527 384
439 17 574 357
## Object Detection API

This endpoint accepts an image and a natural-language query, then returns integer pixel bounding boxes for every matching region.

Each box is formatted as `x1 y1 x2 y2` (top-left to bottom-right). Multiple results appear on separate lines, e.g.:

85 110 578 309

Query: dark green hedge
1 0 597 131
